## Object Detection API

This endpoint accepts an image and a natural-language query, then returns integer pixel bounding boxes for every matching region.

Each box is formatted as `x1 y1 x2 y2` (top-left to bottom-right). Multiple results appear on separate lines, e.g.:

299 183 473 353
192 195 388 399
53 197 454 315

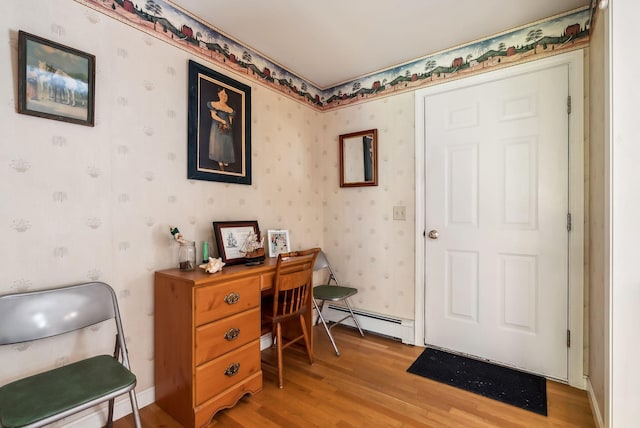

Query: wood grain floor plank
115 325 595 427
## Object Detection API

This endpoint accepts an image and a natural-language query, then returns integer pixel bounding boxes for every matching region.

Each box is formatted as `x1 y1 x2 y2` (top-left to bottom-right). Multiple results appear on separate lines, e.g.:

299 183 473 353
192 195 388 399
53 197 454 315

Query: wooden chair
263 248 320 388
0 282 141 428
313 250 364 356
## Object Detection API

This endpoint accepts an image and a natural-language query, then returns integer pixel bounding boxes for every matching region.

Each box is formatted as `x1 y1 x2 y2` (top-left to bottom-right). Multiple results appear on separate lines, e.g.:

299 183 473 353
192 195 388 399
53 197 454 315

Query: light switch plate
393 206 406 221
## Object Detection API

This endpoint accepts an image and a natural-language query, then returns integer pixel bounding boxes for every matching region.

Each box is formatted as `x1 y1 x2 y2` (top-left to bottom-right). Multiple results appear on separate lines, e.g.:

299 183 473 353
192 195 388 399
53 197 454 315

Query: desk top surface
156 257 278 288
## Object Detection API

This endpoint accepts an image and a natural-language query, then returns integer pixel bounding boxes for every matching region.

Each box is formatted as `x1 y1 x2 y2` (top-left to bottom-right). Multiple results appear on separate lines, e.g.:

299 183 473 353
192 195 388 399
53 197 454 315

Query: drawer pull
224 328 240 341
224 292 240 305
224 362 241 377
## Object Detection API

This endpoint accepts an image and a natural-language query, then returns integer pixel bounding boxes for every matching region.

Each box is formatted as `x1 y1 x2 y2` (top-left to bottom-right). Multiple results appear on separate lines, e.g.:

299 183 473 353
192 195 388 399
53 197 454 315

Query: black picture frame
17 30 95 127
188 60 252 184
212 220 260 265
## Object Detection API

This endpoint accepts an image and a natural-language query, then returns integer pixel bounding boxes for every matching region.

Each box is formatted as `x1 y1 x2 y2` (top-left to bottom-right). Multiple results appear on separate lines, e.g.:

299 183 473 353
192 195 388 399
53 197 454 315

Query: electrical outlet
393 206 406 221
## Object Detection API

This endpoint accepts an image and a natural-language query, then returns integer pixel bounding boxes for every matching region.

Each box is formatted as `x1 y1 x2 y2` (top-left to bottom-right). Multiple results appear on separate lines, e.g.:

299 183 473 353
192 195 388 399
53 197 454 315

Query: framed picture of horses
17 30 95 126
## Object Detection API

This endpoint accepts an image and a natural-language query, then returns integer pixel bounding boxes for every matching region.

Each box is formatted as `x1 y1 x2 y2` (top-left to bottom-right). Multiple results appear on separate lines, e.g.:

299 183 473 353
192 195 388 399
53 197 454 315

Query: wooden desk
154 258 313 428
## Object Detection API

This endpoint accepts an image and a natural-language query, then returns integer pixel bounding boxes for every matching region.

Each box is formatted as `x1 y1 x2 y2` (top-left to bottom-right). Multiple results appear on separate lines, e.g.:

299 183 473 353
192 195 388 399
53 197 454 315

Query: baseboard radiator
260 305 415 350
321 304 415 344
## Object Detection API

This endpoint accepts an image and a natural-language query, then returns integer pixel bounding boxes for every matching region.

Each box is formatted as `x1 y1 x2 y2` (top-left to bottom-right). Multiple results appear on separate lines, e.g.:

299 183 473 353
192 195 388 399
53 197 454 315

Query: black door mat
407 347 547 416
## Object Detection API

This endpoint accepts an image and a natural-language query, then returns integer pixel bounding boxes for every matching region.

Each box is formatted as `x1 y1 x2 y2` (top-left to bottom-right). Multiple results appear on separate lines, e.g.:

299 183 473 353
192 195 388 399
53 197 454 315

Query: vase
178 241 196 271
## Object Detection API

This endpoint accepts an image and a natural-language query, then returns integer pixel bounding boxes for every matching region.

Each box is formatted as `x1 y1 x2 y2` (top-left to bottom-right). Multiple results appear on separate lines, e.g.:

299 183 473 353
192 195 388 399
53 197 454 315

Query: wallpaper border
74 0 590 111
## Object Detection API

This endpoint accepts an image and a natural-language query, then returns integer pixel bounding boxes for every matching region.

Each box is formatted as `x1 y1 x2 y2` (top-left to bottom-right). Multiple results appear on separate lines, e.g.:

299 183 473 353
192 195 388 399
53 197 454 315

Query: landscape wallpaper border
75 0 590 111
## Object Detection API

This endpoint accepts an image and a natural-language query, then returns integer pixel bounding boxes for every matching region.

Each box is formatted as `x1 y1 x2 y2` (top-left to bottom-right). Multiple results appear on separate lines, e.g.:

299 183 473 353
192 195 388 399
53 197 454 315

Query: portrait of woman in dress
188 60 251 184
207 88 235 171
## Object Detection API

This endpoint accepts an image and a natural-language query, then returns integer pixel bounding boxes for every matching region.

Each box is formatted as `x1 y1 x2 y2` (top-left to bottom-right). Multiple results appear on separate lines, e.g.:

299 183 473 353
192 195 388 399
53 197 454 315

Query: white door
424 64 569 380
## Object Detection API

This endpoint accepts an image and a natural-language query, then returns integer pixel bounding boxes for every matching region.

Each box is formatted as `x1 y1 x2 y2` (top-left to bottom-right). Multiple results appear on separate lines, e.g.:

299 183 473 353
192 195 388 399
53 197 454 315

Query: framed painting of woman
187 60 252 184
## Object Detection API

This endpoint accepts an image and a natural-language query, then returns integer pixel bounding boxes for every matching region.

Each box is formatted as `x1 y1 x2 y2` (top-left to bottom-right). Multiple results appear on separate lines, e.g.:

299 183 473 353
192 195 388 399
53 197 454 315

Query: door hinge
567 213 572 232
567 329 571 347
567 95 572 114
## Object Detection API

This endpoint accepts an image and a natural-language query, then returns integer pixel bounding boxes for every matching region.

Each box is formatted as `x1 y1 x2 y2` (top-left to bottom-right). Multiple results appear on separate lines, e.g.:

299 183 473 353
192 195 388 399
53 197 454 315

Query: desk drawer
195 340 261 405
195 307 260 365
260 272 275 291
194 277 260 326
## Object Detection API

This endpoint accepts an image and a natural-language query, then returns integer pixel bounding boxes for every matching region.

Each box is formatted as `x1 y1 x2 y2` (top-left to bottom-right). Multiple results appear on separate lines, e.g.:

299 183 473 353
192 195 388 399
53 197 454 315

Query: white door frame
414 50 585 388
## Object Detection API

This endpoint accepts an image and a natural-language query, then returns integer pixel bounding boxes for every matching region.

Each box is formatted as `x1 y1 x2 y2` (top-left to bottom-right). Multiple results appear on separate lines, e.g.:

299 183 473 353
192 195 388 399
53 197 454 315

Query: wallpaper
0 0 323 399
320 94 416 317
587 7 606 420
0 0 587 423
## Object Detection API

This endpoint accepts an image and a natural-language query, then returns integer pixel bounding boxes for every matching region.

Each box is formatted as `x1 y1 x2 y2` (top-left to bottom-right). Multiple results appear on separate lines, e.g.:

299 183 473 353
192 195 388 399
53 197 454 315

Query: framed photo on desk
267 229 290 258
213 220 260 265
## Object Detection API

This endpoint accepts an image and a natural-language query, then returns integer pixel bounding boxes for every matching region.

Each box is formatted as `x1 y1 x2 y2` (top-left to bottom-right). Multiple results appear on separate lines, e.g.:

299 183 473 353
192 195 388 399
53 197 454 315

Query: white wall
608 1 640 425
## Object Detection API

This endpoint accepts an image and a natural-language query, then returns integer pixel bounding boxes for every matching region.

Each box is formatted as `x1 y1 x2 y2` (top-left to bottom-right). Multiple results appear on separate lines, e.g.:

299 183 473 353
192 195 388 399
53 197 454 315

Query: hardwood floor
115 325 595 427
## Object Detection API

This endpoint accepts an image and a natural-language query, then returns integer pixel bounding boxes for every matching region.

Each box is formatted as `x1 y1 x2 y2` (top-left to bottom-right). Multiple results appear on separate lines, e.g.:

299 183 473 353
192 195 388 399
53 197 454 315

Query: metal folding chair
312 250 364 356
0 282 141 428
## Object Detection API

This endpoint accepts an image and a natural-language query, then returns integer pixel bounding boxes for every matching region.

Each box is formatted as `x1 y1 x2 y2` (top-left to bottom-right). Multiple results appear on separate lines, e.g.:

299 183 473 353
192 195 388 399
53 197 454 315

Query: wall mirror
339 129 378 187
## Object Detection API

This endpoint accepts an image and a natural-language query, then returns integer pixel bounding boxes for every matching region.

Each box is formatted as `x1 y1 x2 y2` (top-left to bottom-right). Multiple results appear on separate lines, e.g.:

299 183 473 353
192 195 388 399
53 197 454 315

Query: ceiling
172 0 591 88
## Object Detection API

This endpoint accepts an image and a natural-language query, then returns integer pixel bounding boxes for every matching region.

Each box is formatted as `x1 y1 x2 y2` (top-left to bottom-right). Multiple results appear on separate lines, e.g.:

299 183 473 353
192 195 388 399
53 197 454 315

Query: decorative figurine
241 230 265 265
169 226 187 244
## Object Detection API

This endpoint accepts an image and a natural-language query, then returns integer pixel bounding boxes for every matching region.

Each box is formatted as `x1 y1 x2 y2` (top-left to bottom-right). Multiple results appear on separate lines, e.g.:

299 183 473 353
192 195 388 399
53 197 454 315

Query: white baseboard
61 386 155 427
586 377 605 428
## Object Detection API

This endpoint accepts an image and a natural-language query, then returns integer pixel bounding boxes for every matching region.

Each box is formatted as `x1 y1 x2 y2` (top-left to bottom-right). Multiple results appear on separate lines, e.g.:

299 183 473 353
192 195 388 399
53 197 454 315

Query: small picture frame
17 30 95 126
212 221 260 265
267 229 290 258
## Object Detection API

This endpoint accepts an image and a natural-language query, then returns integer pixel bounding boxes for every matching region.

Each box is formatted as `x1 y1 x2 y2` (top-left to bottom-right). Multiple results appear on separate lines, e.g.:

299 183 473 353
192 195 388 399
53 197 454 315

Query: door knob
428 230 439 239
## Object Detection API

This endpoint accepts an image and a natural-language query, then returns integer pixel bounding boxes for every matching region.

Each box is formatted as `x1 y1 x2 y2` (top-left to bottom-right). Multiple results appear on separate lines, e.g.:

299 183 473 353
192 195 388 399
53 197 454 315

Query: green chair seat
313 285 358 301
311 251 365 356
0 355 136 428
